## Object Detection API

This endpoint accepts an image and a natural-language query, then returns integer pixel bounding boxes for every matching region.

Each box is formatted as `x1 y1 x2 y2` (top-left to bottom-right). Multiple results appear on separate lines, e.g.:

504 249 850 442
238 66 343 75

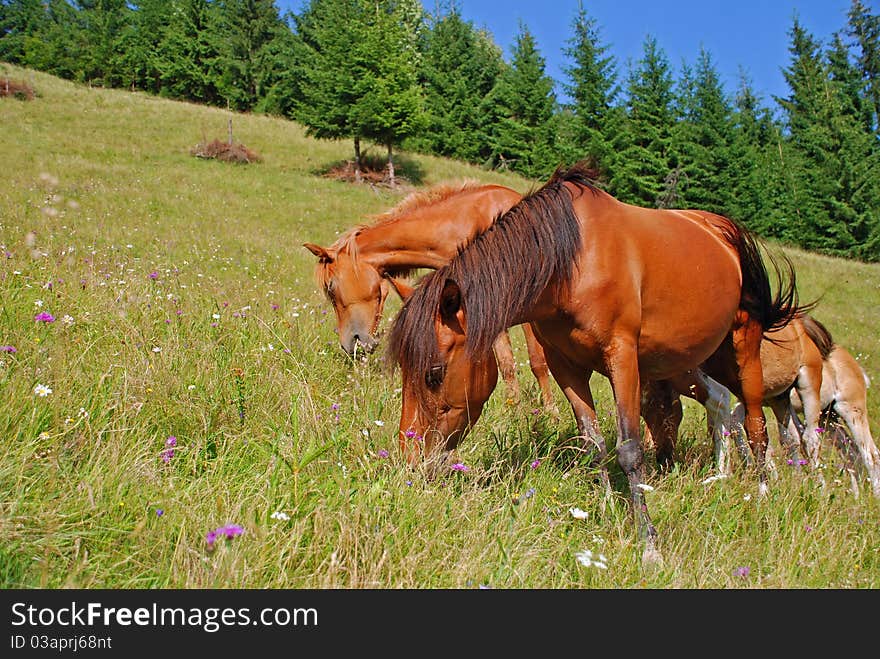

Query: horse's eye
425 364 445 389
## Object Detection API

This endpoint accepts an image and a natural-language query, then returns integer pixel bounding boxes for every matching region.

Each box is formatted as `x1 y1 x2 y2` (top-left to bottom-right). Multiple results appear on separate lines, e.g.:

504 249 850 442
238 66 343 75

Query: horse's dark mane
387 162 598 385
800 314 834 359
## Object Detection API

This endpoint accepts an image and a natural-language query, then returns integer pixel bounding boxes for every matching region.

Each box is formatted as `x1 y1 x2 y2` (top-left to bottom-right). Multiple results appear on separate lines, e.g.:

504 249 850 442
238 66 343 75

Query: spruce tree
608 35 675 207
559 0 618 176
480 22 558 179
413 2 504 163
670 47 734 213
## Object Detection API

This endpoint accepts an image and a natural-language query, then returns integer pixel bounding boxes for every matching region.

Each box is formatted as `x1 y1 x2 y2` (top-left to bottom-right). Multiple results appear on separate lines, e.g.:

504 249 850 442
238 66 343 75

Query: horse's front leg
606 336 661 566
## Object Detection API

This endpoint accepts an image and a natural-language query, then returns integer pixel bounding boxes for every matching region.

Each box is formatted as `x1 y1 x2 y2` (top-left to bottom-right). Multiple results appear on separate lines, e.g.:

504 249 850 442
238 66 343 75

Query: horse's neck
355 209 490 271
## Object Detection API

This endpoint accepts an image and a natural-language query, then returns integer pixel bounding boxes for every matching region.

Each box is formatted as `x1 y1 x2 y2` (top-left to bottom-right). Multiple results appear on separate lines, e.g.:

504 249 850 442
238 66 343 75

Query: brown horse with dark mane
386 161 807 564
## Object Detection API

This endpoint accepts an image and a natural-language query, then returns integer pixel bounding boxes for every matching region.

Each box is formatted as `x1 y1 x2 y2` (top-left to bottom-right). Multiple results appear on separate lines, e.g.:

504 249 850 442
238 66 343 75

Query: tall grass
1 64 878 589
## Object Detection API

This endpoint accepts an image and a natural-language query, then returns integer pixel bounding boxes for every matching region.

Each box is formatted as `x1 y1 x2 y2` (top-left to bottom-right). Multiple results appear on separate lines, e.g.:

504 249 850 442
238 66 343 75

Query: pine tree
727 70 783 234
348 0 425 186
114 0 174 93
559 0 618 176
154 0 224 105
847 0 880 134
670 47 734 213
413 2 504 163
75 0 131 87
214 0 286 111
608 35 675 207
480 22 558 179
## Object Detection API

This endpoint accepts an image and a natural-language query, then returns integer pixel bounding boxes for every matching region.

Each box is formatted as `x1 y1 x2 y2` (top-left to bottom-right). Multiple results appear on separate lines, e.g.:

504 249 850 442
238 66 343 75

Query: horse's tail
722 219 815 335
801 314 834 359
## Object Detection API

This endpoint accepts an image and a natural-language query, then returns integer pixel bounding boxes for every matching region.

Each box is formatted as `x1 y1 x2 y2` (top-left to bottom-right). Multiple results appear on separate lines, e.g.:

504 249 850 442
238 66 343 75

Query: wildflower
450 462 469 472
530 459 541 469
374 419 384 427
188 384 196 390
733 566 750 578
270 511 290 521
570 507 589 520
148 271 158 280
219 524 244 539
524 487 536 499
34 312 55 323
156 509 164 517
636 483 654 492
161 435 177 463
404 429 416 438
0 346 16 353
377 449 389 458
39 431 50 440
34 299 44 308
152 346 161 353
743 493 752 501
33 383 52 397
212 313 220 320
206 530 218 548
701 474 728 485
331 402 340 411
60 315 74 327
575 549 608 569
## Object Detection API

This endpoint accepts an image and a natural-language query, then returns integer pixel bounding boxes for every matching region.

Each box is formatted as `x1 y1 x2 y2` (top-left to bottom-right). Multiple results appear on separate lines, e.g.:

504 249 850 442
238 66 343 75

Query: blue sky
277 1 869 106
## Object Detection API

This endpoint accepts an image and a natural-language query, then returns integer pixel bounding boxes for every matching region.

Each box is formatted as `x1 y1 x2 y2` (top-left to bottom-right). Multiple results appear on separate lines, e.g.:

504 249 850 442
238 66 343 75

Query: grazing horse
387 162 804 564
303 182 558 414
790 344 880 497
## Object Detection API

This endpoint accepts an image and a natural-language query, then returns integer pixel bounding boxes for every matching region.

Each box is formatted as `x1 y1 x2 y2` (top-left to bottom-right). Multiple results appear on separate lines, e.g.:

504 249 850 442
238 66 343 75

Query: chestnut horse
387 162 804 564
303 182 558 414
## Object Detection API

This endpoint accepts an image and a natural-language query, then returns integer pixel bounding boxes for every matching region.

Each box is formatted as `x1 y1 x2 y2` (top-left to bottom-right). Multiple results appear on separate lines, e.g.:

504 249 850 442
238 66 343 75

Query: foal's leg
492 330 521 405
606 337 661 565
521 323 560 418
732 318 772 495
794 362 825 471
832 399 880 498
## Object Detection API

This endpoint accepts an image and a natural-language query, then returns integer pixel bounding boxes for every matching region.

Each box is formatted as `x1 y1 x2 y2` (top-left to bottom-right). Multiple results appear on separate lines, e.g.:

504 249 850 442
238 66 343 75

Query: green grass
1 63 879 589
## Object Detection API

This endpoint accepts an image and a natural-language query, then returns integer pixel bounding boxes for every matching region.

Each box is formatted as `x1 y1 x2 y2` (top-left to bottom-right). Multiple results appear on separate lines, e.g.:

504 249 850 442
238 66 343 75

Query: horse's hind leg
641 379 682 471
833 399 880 498
794 362 825 472
522 323 560 418
732 318 772 495
540 344 610 497
492 330 521 405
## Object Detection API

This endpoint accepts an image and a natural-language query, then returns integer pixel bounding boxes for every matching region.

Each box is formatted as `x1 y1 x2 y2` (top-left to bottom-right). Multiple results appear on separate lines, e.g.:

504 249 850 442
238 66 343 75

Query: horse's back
563 191 744 377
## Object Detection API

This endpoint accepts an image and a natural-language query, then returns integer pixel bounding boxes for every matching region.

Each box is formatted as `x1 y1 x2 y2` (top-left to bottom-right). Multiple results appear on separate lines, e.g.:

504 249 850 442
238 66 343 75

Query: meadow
2 63 879 589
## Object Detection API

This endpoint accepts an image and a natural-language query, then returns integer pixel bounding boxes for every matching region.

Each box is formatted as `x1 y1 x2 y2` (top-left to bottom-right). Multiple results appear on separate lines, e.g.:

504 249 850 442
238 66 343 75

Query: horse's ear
303 242 333 262
439 279 465 330
386 275 414 301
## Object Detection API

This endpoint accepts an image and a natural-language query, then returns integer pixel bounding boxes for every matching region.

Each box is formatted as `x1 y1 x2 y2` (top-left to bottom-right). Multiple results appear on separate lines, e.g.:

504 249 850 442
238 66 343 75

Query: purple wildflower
450 462 470 472
206 530 218 547
219 524 244 539
148 271 159 280
166 436 177 447
271 304 279 310
156 509 164 517
404 429 416 438
34 312 55 323
0 345 17 353
331 402 340 411
530 459 541 469
733 566 750 578
377 449 389 459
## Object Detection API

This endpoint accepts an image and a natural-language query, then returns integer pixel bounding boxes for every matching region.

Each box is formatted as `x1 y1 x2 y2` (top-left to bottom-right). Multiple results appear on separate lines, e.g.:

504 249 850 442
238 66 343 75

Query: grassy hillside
1 63 879 589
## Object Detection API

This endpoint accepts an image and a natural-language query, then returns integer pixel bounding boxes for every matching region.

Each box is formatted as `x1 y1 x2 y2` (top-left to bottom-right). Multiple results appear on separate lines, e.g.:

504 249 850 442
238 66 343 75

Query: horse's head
392 279 498 467
304 242 389 357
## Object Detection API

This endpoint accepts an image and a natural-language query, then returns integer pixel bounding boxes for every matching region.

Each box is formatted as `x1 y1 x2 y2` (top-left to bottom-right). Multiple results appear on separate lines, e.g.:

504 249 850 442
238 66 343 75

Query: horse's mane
314 180 486 292
387 161 599 387
800 314 835 360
